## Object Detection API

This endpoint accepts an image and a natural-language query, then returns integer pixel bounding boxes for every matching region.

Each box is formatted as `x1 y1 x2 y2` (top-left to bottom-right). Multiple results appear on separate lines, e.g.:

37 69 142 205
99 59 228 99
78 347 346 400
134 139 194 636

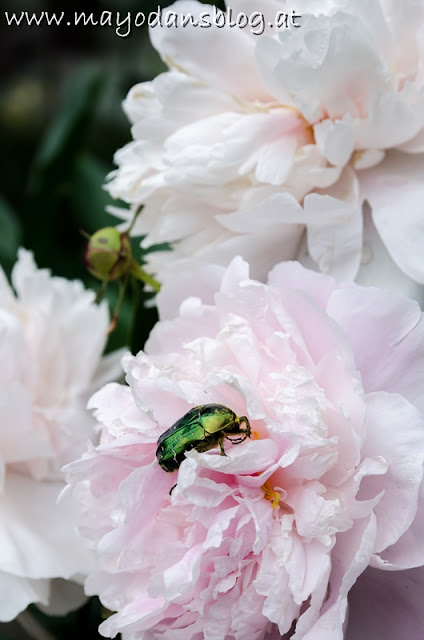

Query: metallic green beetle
156 403 251 472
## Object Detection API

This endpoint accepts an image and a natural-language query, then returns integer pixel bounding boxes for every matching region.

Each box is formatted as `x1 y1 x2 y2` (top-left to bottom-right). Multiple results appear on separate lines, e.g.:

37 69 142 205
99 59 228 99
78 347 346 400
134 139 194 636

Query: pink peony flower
0 250 122 621
66 257 424 639
106 0 424 299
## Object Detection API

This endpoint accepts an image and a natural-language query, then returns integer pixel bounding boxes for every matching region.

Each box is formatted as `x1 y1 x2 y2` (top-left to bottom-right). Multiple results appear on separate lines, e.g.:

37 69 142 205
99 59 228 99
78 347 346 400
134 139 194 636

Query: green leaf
0 196 21 269
22 66 107 263
71 154 117 234
25 66 106 206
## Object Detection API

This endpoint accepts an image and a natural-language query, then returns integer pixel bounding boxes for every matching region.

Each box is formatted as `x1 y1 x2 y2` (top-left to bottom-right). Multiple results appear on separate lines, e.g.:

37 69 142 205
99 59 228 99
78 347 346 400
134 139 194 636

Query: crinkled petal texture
0 250 122 621
67 258 424 639
106 0 424 291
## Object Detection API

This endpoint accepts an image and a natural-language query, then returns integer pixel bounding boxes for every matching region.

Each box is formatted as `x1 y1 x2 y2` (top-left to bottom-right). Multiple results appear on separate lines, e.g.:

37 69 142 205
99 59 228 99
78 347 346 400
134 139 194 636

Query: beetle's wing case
156 420 208 472
156 406 204 447
158 421 207 454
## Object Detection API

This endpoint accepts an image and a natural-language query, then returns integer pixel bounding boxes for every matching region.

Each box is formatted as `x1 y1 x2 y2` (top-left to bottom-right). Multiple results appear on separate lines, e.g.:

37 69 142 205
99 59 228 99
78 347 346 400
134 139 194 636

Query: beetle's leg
238 417 251 435
218 436 228 457
239 427 251 436
169 483 177 496
226 433 249 445
225 420 251 443
226 434 245 443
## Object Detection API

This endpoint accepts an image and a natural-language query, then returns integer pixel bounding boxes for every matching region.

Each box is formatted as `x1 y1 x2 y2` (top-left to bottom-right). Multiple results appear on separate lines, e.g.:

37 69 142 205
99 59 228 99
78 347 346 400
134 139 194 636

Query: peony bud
85 227 133 281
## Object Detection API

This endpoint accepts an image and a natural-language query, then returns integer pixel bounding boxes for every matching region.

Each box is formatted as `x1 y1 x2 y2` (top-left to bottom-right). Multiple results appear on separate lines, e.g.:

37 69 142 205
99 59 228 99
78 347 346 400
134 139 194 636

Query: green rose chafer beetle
156 403 251 473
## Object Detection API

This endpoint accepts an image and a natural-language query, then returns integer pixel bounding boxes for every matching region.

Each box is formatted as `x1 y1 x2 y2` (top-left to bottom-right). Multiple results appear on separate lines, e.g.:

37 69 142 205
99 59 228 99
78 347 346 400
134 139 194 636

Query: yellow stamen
261 480 281 509
252 432 290 511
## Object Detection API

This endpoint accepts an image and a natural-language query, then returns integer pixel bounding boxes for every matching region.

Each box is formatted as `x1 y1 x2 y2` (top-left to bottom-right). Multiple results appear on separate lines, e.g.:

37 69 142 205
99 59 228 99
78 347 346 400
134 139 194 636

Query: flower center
252 430 294 513
261 480 281 509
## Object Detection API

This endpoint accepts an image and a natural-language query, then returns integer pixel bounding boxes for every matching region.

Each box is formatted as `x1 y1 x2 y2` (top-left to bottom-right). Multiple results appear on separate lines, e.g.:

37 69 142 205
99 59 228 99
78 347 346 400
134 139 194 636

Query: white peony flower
0 250 122 621
107 0 424 299
256 0 424 286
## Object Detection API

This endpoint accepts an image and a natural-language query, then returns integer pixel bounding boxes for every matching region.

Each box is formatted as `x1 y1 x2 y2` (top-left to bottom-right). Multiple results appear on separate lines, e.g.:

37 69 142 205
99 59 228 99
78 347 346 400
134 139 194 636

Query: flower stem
95 279 108 304
107 274 129 334
130 263 161 293
126 204 143 235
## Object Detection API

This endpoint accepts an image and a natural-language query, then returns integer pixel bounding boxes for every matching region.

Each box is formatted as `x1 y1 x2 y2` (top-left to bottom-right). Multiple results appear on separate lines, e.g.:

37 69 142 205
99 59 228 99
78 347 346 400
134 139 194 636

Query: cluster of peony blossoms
107 0 424 301
66 258 424 640
5 0 424 638
0 250 122 621
58 1 424 638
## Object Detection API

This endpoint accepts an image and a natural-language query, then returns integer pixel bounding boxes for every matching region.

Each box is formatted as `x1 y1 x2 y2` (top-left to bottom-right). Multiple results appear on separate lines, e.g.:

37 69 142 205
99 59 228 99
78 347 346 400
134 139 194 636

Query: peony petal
0 572 49 622
268 261 335 309
352 148 385 170
360 392 424 558
272 284 355 369
299 514 377 639
356 203 424 302
326 284 424 413
0 473 93 580
398 126 424 153
0 378 53 464
183 438 278 476
374 477 424 571
305 168 363 280
157 262 226 320
307 213 362 281
256 10 389 122
313 116 355 166
149 1 269 102
360 151 424 283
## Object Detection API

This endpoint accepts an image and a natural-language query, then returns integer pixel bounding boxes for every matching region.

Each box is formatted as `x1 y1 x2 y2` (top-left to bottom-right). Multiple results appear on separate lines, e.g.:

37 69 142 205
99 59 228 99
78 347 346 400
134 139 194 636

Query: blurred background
0 0 176 358
0 0 219 638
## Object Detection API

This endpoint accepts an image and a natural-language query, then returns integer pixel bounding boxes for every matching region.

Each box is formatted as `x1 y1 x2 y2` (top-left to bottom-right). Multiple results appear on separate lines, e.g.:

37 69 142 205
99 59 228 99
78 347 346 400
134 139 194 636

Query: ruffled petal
0 572 49 622
149 1 269 101
306 168 363 280
361 392 424 559
356 204 424 302
0 473 93 580
360 151 424 283
326 284 424 413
